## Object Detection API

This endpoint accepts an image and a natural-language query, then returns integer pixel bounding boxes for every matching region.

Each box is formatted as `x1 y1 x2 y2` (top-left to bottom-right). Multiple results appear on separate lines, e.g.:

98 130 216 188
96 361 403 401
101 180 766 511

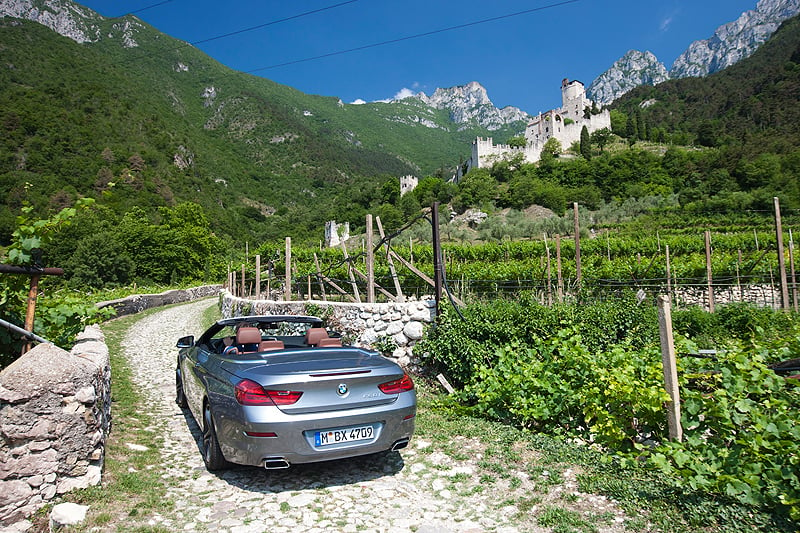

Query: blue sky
79 0 759 114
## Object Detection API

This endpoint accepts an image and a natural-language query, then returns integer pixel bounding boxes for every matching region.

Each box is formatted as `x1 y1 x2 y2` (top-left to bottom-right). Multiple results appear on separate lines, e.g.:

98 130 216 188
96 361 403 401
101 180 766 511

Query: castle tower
561 78 588 122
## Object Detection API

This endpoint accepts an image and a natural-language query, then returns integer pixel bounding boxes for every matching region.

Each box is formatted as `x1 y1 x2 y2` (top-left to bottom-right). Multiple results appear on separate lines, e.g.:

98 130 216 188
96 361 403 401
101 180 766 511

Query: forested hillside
0 13 523 247
613 15 800 156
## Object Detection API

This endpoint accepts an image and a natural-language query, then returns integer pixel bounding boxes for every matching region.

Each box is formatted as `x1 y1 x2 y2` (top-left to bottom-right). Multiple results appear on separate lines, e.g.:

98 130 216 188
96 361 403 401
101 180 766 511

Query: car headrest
236 327 262 345
304 327 329 346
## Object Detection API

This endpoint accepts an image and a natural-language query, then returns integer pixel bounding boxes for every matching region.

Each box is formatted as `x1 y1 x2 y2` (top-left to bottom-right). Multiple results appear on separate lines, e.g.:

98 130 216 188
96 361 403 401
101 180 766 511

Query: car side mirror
176 335 195 348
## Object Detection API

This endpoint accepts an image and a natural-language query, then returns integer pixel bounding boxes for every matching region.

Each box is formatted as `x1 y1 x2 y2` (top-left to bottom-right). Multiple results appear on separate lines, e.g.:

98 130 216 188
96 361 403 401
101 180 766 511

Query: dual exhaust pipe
262 438 410 469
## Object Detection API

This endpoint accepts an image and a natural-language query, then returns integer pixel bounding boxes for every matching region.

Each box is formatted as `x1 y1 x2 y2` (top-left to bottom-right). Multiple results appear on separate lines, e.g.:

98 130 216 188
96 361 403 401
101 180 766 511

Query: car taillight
378 374 414 394
235 380 302 406
266 390 303 405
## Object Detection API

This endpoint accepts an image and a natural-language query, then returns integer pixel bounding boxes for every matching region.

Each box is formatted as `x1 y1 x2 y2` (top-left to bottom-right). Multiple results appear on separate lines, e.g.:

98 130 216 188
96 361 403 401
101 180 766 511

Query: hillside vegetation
0 14 523 247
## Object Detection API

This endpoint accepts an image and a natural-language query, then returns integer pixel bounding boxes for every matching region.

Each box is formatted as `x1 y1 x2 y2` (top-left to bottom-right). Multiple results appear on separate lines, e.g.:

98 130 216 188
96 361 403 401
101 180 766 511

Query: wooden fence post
573 202 581 289
705 230 715 313
789 229 798 312
774 197 790 310
241 264 246 298
556 234 563 303
340 242 361 303
665 244 671 300
657 295 683 442
313 253 327 301
285 237 291 301
255 255 261 300
544 233 552 306
366 214 375 303
432 202 443 316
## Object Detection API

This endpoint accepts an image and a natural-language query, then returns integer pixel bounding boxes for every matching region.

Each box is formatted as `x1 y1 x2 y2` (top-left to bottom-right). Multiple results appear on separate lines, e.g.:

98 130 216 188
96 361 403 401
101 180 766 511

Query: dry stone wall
96 285 221 317
0 326 110 526
221 292 436 369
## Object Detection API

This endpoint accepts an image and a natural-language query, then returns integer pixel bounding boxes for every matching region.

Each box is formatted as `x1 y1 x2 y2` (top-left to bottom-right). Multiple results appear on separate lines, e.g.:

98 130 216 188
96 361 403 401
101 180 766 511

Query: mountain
587 51 669 106
402 82 530 131
0 0 528 244
612 13 800 154
588 0 800 103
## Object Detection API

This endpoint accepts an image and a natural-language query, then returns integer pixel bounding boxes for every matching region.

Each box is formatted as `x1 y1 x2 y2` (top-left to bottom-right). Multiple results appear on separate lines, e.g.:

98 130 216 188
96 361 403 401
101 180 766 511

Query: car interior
214 322 342 355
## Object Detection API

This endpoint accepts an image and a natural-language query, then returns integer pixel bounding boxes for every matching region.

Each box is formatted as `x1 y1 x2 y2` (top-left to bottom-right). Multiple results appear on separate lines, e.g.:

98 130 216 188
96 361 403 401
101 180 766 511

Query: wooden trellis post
340 242 361 303
0 263 64 355
376 216 403 301
255 255 261 300
774 197 790 310
705 230 715 313
284 237 292 301
573 203 581 288
657 295 683 442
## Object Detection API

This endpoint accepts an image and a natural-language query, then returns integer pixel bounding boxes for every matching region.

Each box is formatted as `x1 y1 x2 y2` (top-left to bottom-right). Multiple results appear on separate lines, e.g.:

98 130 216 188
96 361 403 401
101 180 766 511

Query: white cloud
660 15 673 32
393 87 418 100
351 98 367 105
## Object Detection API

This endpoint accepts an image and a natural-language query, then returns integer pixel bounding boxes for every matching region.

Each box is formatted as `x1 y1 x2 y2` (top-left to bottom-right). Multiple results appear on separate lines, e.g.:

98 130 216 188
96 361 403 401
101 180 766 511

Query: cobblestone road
117 299 630 533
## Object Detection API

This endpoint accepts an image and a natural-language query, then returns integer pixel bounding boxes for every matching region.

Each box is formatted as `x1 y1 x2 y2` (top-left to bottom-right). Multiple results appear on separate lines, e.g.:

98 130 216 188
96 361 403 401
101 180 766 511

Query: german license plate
315 425 374 446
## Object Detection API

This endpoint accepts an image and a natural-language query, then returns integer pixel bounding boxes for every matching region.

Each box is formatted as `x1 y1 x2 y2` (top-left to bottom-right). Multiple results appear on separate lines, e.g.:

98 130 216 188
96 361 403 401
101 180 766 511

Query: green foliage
419 295 800 523
465 333 669 447
0 199 114 366
416 294 659 386
648 341 800 520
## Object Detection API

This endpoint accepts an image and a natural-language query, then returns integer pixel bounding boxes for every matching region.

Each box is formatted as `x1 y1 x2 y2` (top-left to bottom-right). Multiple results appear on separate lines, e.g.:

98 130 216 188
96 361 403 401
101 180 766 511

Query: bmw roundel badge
337 383 348 396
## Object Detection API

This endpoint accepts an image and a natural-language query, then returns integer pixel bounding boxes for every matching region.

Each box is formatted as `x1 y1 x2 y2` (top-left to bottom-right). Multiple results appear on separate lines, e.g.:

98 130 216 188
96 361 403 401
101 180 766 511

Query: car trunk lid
223 348 407 414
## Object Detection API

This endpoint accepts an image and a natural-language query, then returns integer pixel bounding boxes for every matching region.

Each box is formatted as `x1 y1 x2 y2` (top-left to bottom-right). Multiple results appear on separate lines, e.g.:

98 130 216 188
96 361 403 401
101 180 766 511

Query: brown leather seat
304 327 329 346
236 327 262 353
317 337 342 347
258 339 284 351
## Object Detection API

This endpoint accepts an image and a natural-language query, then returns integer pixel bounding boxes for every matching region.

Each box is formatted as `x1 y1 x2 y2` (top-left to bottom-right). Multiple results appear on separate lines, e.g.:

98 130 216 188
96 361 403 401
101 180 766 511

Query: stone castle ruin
469 78 611 170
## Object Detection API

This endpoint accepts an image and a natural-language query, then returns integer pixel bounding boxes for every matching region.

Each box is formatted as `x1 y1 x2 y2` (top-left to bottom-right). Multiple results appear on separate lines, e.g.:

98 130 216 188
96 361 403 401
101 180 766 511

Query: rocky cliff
588 0 800 104
0 0 101 43
403 81 530 131
587 51 669 106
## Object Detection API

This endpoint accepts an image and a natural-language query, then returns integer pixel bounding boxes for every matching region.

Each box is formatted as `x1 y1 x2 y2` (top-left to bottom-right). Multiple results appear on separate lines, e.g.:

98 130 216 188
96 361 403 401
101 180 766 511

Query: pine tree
580 126 591 160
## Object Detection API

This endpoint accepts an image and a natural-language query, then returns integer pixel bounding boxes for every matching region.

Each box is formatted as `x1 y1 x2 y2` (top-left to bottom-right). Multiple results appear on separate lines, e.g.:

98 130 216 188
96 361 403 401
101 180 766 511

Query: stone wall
673 283 782 311
96 285 221 317
221 292 437 369
0 326 110 525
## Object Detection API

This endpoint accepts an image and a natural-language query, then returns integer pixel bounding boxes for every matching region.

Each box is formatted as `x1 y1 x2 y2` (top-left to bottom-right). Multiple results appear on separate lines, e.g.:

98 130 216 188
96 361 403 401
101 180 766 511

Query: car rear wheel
202 404 228 471
175 369 188 409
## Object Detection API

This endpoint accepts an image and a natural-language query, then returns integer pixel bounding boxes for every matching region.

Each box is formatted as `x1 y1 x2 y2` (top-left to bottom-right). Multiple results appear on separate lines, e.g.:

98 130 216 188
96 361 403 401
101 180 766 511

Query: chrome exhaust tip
390 438 410 451
263 457 290 470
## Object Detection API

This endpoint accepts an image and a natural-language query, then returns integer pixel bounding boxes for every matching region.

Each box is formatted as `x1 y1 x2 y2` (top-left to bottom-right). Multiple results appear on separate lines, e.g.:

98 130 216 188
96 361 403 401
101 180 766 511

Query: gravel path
118 299 631 533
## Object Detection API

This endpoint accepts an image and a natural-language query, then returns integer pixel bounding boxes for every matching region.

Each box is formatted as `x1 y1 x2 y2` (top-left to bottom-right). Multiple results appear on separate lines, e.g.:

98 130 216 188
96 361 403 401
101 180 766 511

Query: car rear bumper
213 392 416 467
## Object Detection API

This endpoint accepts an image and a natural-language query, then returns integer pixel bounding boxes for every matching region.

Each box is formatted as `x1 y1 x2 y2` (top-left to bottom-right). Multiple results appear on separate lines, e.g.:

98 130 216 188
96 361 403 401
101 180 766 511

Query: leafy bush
464 331 669 448
648 342 800 521
416 294 659 386
0 200 115 367
673 303 798 347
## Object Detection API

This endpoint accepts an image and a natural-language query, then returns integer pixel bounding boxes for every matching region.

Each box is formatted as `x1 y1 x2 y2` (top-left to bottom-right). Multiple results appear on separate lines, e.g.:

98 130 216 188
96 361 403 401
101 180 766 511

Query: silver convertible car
175 315 416 471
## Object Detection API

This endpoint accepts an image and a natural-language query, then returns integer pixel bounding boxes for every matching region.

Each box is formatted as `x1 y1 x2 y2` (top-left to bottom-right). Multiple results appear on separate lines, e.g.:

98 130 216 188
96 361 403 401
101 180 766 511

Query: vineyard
239 206 800 311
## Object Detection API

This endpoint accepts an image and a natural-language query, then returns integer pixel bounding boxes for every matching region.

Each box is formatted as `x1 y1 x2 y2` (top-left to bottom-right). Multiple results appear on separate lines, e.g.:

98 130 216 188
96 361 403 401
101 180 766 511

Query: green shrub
648 342 800 521
464 331 669 448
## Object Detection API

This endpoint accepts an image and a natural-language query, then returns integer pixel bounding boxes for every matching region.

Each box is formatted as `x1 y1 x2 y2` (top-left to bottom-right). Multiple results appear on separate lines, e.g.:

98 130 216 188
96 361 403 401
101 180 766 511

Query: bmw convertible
175 315 416 471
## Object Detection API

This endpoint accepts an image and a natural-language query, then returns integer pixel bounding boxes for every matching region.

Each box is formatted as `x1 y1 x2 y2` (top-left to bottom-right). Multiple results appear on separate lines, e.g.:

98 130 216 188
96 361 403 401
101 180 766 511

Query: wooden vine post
789 230 798 312
366 214 375 303
431 202 443 316
774 197 790 310
705 230 715 313
657 295 683 442
556 234 563 303
284 237 291 301
255 255 261 300
573 203 581 289
0 263 64 355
